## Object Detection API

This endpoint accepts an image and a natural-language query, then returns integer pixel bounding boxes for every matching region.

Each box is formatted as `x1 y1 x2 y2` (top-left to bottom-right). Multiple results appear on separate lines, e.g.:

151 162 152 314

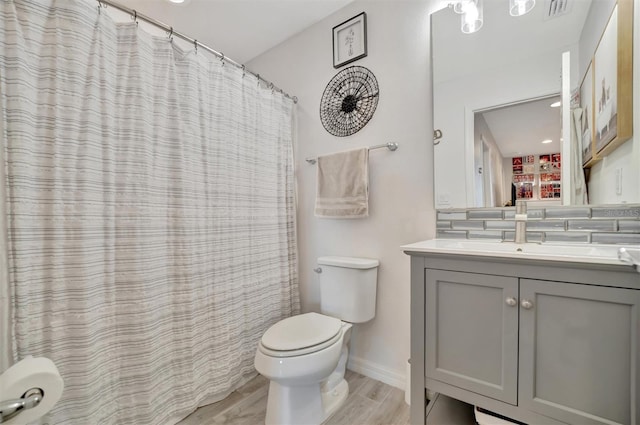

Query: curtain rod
96 0 298 104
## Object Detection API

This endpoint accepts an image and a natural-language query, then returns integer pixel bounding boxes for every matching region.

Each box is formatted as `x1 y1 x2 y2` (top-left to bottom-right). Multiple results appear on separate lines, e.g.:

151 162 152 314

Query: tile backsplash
436 204 640 244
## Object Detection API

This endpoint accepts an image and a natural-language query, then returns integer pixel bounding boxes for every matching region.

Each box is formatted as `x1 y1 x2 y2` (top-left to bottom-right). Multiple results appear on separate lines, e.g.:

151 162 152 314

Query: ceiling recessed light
542 139 553 144
168 0 185 3
550 101 561 108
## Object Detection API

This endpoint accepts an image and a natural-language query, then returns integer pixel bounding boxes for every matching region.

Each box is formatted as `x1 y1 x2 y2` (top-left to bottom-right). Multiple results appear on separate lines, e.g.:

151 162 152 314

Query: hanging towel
571 108 589 205
315 148 369 218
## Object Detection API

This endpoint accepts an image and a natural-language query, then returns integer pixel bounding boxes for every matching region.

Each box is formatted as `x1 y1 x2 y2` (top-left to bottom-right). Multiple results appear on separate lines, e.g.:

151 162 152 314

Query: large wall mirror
432 0 638 209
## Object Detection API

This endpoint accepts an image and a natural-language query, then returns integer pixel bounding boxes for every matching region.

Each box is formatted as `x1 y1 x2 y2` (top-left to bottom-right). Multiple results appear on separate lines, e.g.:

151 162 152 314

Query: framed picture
579 61 594 166
333 12 367 68
592 1 633 160
515 182 534 200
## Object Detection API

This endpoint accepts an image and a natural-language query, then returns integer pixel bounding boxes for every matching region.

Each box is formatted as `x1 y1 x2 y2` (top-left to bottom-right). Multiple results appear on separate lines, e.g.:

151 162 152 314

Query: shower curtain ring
132 10 138 25
241 65 246 78
220 53 225 66
167 27 173 41
256 74 260 86
194 40 198 54
269 83 274 93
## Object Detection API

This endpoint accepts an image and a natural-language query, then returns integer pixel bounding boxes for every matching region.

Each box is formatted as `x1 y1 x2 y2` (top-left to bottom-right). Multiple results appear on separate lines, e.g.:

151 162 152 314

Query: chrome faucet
514 200 527 244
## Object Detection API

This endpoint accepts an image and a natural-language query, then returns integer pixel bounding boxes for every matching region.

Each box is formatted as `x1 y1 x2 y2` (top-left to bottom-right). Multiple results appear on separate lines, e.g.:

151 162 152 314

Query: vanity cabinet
425 270 519 405
518 279 638 425
408 253 640 425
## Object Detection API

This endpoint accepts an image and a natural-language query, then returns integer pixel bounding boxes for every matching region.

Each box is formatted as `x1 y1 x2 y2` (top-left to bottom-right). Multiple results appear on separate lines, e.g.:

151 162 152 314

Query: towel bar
305 142 398 165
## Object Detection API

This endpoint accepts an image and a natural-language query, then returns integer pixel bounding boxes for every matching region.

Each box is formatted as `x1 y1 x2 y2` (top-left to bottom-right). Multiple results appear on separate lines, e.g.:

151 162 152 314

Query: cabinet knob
505 297 518 307
521 299 534 310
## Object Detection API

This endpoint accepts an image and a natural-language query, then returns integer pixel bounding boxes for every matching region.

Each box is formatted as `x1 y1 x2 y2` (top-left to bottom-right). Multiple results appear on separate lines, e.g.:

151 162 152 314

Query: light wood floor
177 370 410 425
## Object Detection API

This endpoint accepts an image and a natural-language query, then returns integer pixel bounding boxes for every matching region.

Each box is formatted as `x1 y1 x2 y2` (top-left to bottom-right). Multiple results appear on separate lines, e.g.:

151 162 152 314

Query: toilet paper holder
0 388 43 423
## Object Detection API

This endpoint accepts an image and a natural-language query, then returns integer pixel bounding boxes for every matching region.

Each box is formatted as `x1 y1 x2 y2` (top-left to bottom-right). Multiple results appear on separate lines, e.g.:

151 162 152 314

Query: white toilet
254 256 379 425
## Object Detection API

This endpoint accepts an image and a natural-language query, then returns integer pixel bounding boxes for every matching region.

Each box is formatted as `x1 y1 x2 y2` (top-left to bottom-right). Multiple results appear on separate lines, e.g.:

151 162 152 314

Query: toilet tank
318 256 378 323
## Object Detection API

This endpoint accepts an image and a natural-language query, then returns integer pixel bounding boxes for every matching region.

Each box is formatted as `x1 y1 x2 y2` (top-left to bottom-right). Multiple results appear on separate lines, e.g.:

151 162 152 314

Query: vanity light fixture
550 101 561 107
542 139 553 144
460 0 483 34
510 0 536 16
451 0 535 34
452 0 472 14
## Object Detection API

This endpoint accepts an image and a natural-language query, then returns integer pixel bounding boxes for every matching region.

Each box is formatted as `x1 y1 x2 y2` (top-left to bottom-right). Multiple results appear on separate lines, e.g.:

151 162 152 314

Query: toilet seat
259 312 343 358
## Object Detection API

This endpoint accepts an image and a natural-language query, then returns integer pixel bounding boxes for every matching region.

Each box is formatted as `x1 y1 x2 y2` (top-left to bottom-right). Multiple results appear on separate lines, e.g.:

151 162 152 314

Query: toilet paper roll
0 356 64 425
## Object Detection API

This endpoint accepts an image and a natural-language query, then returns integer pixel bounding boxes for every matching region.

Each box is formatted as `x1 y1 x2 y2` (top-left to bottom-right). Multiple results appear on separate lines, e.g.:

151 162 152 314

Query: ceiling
479 96 562 157
118 0 354 64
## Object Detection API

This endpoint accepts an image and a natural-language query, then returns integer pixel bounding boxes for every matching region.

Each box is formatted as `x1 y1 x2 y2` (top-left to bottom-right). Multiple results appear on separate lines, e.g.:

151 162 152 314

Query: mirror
432 0 637 208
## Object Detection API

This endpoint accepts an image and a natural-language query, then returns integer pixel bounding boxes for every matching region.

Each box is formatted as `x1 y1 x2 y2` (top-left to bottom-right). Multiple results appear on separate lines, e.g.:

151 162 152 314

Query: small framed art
333 12 367 68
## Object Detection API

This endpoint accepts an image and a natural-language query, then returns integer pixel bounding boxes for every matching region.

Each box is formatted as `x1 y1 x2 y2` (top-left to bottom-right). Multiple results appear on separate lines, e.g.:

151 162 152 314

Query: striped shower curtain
0 0 299 424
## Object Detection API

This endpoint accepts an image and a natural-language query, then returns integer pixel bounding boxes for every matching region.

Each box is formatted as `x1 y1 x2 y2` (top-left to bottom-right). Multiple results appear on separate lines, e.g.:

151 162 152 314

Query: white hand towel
315 148 369 218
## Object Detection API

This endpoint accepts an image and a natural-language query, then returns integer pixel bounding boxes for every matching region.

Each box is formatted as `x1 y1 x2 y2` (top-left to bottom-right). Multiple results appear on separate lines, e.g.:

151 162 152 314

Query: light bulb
461 0 483 34
510 0 535 16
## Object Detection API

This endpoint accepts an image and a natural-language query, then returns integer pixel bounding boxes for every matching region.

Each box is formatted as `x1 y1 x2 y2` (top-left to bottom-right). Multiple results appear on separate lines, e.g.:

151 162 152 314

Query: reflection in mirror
432 0 639 209
473 95 562 207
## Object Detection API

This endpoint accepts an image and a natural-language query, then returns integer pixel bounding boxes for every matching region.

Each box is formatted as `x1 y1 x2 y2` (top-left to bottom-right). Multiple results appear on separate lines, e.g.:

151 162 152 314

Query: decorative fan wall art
319 66 379 137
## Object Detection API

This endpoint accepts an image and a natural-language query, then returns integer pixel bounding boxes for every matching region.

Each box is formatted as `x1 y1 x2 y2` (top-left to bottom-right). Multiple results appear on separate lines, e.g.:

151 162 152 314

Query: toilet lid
261 312 342 351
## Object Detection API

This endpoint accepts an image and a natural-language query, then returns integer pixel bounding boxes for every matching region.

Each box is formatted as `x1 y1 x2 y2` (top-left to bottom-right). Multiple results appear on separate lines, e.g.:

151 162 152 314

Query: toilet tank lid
317 256 379 269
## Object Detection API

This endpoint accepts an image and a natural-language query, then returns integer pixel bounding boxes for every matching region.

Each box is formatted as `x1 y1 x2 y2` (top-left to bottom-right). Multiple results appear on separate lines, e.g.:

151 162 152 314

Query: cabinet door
519 279 640 425
425 269 519 404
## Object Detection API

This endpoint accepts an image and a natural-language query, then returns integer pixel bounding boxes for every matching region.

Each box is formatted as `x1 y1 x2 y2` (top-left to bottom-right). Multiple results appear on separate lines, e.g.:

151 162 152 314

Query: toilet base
264 378 349 425
259 323 353 425
321 378 349 422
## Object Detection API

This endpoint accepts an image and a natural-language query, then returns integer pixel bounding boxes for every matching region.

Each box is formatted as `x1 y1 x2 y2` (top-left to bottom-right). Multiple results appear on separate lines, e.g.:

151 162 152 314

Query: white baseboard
346 355 406 390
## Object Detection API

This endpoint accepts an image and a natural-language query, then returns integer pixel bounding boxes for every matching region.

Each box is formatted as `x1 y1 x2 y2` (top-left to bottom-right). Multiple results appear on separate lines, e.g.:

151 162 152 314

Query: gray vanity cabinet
409 253 640 425
518 279 640 425
425 270 518 405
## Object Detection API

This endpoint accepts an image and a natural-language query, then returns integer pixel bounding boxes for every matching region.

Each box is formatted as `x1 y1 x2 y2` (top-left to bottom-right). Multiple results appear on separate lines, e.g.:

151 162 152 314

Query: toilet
254 256 379 425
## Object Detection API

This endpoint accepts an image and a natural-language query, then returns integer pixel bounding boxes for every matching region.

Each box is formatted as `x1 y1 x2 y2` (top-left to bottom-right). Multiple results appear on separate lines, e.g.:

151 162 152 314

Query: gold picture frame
586 0 633 167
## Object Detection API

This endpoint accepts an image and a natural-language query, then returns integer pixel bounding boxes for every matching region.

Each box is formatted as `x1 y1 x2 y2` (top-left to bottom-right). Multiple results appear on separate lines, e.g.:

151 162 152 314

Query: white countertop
401 239 639 268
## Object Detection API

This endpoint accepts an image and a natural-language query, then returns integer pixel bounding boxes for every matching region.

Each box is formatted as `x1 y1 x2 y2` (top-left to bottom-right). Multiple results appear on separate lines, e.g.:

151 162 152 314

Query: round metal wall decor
319 66 379 137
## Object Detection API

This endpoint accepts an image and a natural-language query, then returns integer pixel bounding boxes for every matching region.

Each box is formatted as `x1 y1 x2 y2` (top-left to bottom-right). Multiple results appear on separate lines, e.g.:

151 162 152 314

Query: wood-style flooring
177 370 410 425
177 370 477 425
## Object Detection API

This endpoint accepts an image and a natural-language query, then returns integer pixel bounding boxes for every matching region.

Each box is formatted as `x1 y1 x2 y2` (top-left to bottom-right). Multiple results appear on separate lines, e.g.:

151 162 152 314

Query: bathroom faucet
514 200 527 244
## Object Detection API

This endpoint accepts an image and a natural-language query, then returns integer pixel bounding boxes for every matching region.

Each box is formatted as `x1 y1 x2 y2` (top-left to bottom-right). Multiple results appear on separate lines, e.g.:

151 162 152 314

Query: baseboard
346 355 406 390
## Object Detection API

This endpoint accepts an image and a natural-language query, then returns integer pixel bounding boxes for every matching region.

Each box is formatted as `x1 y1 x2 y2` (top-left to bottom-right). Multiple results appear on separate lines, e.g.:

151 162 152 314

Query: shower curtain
0 1 299 424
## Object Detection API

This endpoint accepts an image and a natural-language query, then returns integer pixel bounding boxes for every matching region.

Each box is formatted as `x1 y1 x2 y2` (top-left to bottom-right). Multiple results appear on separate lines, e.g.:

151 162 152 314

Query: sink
401 239 637 267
